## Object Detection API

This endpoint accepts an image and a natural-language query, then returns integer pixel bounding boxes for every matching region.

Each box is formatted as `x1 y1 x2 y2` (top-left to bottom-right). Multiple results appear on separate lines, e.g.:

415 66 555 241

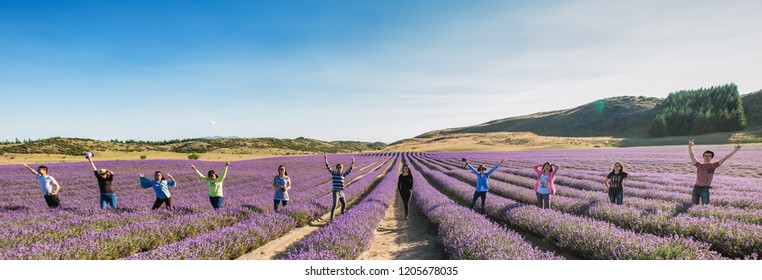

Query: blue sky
1 0 761 143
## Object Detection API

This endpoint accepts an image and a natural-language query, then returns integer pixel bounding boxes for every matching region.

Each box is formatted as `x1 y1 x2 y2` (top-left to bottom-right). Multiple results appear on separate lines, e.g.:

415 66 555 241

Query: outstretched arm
139 175 151 189
219 162 229 182
342 157 355 177
486 159 505 176
718 144 742 166
466 162 479 175
23 164 39 175
167 174 176 187
191 164 207 180
324 155 333 173
688 139 698 165
88 157 97 171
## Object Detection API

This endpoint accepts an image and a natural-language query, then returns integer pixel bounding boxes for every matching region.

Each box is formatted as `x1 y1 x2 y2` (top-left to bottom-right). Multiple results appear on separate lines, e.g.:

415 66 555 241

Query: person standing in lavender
87 153 117 209
325 155 355 221
191 162 229 210
604 162 627 205
140 171 177 210
273 165 291 211
397 164 414 219
23 164 62 208
688 139 741 205
465 158 505 214
533 162 559 209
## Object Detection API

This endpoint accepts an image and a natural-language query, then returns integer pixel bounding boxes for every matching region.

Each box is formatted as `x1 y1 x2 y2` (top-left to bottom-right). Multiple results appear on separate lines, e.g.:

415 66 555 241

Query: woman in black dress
398 164 414 219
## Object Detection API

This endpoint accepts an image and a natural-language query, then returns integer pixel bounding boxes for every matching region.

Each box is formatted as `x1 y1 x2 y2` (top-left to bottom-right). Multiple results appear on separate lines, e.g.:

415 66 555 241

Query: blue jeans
608 188 623 205
470 191 487 213
692 186 711 205
100 193 117 209
330 190 346 221
274 199 288 210
536 193 550 209
210 196 224 209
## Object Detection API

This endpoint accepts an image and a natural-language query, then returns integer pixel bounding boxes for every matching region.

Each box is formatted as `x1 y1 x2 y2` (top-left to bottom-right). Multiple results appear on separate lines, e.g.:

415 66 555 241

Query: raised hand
734 143 742 151
191 164 197 170
351 157 355 164
499 158 506 165
689 139 695 147
225 162 230 166
139 174 144 177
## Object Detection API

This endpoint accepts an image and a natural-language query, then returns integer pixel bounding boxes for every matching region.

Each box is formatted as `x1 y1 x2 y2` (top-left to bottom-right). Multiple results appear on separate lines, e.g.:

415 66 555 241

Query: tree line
649 84 746 137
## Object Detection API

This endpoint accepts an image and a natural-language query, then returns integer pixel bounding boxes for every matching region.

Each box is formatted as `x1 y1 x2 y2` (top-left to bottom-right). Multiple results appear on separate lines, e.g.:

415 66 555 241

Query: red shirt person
688 139 741 205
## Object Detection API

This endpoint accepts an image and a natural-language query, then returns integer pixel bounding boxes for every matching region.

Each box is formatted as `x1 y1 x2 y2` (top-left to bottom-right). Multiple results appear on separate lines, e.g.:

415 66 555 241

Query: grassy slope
388 91 762 152
0 137 386 164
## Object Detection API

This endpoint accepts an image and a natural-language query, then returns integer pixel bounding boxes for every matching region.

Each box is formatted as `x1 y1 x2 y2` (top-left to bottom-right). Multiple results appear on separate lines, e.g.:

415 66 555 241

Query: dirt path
360 193 447 260
237 159 393 260
237 212 333 260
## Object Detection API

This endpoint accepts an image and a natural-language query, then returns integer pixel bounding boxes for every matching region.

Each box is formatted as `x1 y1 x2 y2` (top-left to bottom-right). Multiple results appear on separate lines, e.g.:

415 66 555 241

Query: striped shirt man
327 163 353 190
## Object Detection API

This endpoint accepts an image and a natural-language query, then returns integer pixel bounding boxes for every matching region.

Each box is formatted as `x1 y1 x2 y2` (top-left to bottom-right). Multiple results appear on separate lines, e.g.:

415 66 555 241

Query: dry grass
0 150 296 165
387 132 622 152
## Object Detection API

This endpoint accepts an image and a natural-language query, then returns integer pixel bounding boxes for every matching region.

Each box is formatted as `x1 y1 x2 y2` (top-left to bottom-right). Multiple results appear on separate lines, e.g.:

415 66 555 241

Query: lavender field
1 145 761 259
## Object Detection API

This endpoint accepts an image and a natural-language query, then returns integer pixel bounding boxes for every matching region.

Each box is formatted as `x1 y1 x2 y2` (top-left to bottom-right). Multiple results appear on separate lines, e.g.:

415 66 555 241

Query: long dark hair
542 162 553 173
611 162 624 174
278 165 288 176
401 164 412 175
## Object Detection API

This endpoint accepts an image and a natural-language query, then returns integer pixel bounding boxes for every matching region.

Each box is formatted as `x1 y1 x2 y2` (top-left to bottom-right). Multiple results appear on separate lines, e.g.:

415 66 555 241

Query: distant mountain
0 137 386 156
412 96 663 140
203 136 242 140
389 89 762 151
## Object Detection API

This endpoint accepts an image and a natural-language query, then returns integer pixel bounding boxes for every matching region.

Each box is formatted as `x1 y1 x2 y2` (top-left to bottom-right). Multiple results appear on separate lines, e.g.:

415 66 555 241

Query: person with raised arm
140 171 176 210
273 165 291 211
397 164 414 219
23 164 62 208
688 139 741 205
87 153 117 209
464 158 505 214
533 162 559 209
325 155 355 221
604 162 628 205
191 162 229 210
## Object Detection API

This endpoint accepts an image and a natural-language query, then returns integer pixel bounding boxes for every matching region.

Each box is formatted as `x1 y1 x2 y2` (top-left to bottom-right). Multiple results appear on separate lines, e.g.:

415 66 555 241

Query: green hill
389 87 762 151
0 137 386 156
414 96 663 139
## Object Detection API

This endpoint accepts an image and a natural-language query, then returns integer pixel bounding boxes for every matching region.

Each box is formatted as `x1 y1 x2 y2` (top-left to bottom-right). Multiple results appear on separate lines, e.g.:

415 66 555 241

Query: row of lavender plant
123 157 396 260
403 155 562 260
0 157 341 251
0 155 389 259
279 157 395 227
429 156 681 212
285 157 400 259
421 156 762 259
410 155 725 259
434 155 762 224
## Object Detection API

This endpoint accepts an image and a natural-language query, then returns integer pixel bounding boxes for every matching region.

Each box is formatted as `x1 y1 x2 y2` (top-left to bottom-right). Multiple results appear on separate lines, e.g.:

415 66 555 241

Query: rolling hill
0 137 386 159
389 90 762 151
